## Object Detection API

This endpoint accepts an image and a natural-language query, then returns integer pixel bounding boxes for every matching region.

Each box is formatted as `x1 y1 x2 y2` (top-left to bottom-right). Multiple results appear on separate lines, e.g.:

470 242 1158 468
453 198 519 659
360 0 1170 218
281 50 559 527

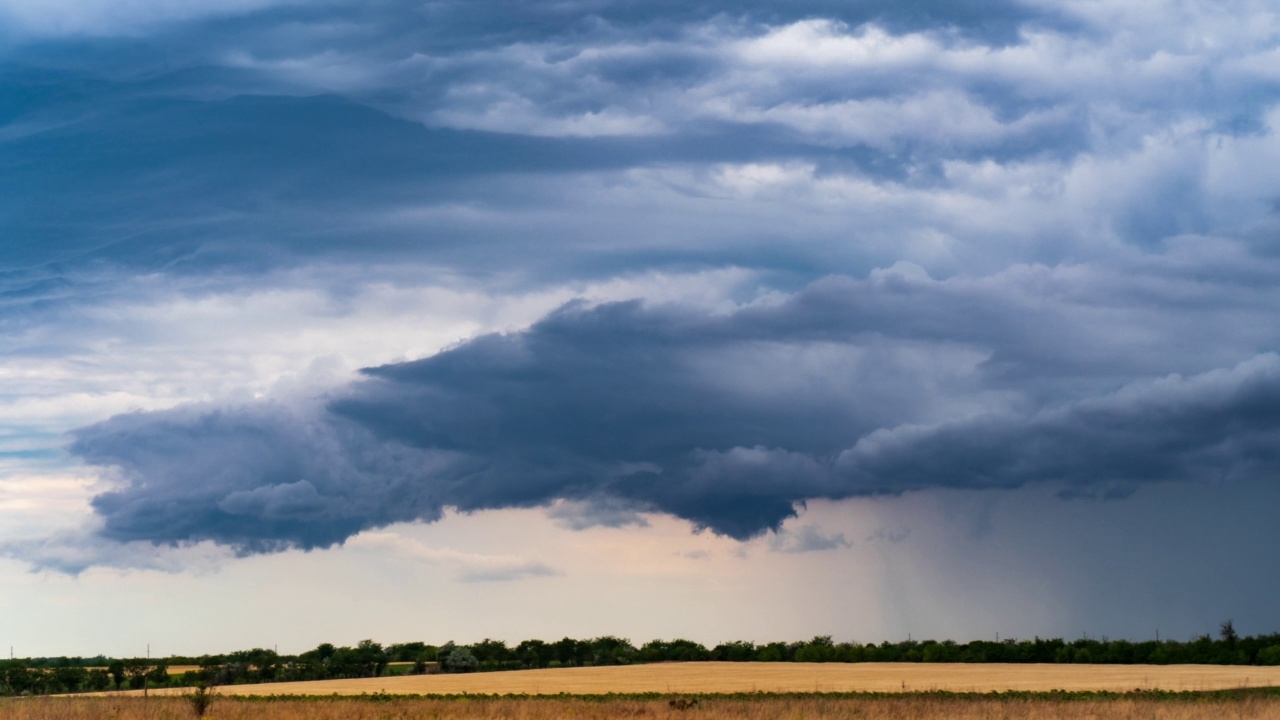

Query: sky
2 0 1280 659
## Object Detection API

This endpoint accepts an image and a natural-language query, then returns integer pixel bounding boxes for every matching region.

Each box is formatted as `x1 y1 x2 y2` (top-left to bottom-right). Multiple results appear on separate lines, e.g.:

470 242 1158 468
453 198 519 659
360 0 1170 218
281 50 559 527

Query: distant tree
124 659 152 690
638 639 709 663
52 665 88 693
107 660 126 691
4 662 38 695
834 642 864 662
712 641 756 662
755 642 788 662
516 639 553 668
388 642 427 663
146 661 170 687
471 639 513 669
794 636 836 663
326 647 362 678
86 669 112 692
259 649 282 681
309 643 337 663
444 647 478 673
1187 634 1216 664
1100 639 1134 664
355 639 389 677
589 636 637 666
553 637 592 666
1221 620 1239 648
437 642 457 662
922 640 959 663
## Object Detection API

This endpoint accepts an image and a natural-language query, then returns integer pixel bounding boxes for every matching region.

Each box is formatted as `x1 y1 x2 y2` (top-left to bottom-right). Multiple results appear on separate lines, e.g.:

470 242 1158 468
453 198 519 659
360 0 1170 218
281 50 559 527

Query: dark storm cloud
6 3 1267 343
69 261 1280 552
73 401 452 552
0 85 630 273
546 497 651 531
4 0 1057 50
5 0 1277 292
837 354 1280 494
0 81 930 276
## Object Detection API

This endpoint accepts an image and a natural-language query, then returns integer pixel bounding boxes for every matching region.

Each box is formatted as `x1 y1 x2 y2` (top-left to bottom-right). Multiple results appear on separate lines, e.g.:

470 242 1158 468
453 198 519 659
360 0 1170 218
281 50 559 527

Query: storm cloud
71 257 1280 551
7 0 1280 287
5 0 1280 648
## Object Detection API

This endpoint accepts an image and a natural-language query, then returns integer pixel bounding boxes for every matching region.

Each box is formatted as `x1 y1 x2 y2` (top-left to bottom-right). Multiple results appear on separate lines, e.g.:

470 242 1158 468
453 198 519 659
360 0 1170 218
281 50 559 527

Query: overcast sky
3 0 1280 658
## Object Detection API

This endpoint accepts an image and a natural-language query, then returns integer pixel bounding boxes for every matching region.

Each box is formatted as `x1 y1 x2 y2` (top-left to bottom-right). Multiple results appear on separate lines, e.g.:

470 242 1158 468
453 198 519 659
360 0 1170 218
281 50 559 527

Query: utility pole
144 643 150 698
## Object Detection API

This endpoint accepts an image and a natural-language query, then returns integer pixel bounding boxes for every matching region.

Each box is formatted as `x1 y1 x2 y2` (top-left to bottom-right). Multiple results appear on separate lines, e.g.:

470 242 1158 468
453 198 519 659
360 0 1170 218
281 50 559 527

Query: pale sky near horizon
3 0 1280 658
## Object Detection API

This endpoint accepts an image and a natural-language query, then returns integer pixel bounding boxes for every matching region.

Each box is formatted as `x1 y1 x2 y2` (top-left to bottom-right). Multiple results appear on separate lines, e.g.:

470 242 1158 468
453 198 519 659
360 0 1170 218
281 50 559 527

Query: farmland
120 661 1280 696
14 690 1280 720
25 663 1280 719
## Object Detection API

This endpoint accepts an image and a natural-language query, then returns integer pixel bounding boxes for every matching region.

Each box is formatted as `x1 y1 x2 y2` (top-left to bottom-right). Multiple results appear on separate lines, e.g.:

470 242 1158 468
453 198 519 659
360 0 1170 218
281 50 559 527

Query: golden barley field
9 694 1280 720
122 662 1280 697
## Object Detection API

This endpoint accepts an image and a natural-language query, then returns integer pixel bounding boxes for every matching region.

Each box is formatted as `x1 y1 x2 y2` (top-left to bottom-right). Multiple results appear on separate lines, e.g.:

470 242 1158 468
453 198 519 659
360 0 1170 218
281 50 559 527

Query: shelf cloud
71 262 1280 551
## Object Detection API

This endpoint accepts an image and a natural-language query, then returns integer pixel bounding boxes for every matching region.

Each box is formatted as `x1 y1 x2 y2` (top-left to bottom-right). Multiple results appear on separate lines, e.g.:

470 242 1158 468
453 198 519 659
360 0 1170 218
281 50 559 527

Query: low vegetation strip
115 662 1280 697
12 693 1280 720
13 625 1276 696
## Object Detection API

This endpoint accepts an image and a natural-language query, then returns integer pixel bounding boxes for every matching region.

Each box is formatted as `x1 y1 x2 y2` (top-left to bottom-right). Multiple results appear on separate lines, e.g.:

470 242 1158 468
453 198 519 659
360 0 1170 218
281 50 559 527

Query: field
10 693 1280 720
37 664 1280 719
95 661 1280 697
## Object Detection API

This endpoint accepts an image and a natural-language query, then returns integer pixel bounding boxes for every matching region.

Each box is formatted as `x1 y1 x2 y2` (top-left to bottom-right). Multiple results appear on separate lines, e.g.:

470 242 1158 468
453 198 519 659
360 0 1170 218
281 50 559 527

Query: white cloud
732 20 938 68
702 91 1070 150
347 531 559 582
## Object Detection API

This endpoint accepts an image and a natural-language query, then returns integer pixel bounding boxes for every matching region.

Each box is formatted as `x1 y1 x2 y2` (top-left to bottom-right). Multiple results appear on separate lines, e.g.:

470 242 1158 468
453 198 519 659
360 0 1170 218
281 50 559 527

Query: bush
187 684 215 718
444 648 478 673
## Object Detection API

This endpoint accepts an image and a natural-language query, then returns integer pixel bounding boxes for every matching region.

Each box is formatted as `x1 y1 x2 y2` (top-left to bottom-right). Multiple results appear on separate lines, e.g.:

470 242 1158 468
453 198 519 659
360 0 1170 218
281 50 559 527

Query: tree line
5 621 1278 696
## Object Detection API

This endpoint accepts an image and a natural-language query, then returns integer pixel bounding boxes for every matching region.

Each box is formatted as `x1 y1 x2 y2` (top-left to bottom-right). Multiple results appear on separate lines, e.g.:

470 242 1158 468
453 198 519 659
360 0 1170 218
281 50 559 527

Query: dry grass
9 694 1280 720
114 662 1280 697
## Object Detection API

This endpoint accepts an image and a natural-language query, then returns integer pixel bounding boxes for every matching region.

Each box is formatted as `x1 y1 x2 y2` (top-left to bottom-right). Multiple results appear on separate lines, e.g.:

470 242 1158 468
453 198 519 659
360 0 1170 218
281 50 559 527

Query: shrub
187 683 215 718
1258 646 1280 665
